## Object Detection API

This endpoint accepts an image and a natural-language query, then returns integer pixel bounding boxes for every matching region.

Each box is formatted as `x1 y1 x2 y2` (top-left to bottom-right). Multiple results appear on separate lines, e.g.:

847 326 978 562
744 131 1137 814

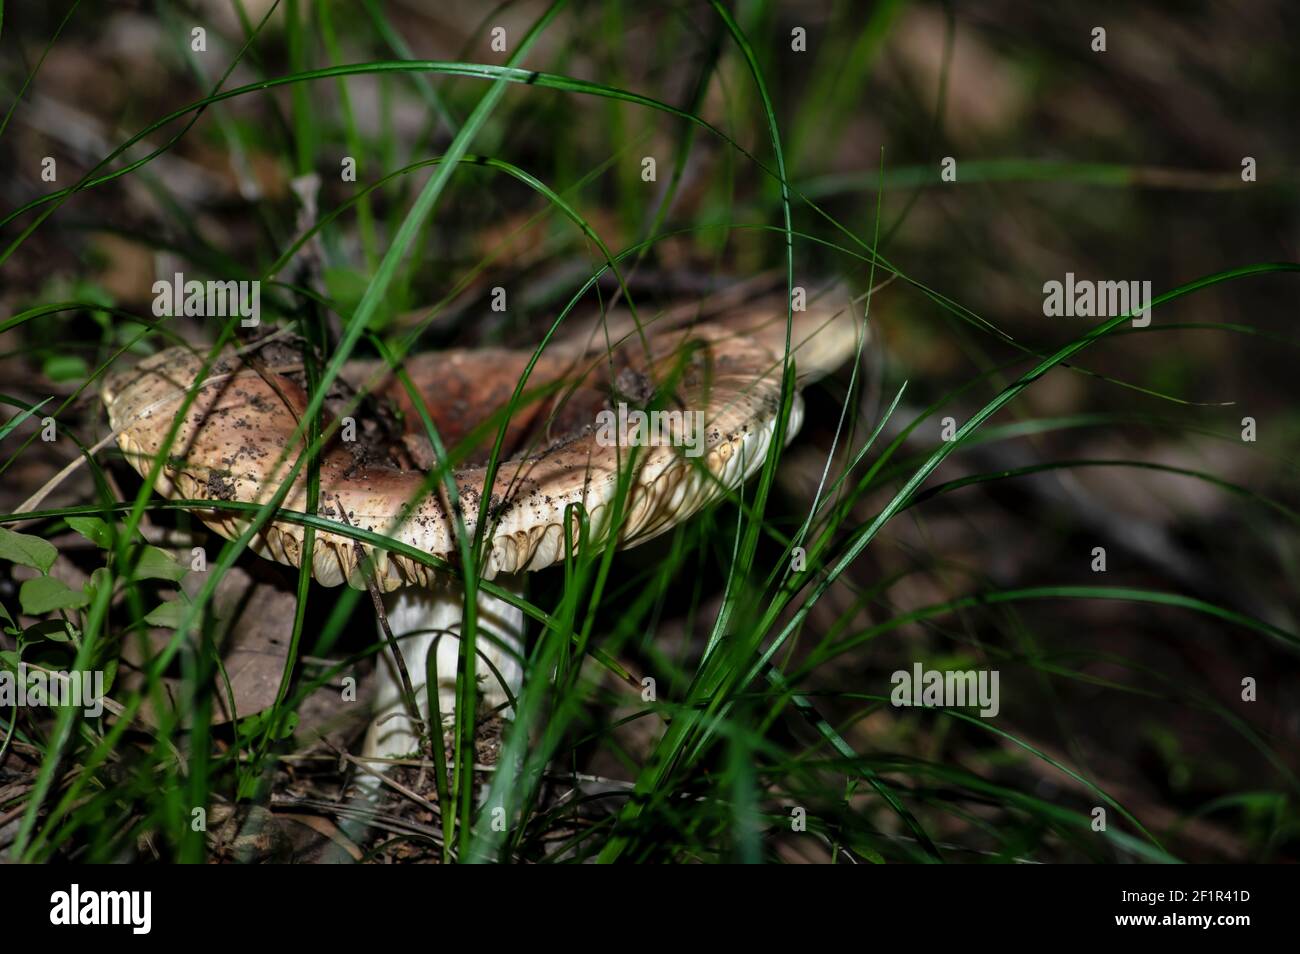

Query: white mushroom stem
362 574 526 766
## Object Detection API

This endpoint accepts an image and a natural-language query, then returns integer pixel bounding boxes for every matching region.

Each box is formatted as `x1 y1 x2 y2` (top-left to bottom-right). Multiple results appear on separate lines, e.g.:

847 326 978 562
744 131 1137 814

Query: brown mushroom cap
100 292 859 591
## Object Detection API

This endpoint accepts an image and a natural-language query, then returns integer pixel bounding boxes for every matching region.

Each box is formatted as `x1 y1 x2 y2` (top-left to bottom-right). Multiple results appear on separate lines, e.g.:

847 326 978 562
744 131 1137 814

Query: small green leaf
0 526 57 573
102 657 118 694
20 576 90 615
324 266 400 329
273 712 299 740
66 516 114 548
143 599 187 628
0 650 20 671
236 711 265 740
114 322 154 356
42 354 89 383
23 619 72 643
238 709 298 743
73 278 115 325
0 600 17 635
83 566 111 604
134 546 187 582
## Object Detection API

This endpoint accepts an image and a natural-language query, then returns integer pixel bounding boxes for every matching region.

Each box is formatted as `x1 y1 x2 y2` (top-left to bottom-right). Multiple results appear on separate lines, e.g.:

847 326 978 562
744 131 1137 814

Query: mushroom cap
100 290 860 590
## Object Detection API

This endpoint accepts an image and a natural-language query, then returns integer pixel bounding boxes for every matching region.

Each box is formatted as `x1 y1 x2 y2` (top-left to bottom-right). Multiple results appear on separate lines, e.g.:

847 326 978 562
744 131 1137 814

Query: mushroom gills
362 575 525 764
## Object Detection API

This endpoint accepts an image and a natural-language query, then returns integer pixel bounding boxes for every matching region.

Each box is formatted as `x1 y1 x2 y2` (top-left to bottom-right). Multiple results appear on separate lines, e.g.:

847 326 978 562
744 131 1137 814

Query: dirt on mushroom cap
100 296 859 590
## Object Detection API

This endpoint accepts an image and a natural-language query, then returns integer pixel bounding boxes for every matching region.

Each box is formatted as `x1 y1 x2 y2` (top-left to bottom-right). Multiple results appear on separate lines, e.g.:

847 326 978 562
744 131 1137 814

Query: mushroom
98 286 861 772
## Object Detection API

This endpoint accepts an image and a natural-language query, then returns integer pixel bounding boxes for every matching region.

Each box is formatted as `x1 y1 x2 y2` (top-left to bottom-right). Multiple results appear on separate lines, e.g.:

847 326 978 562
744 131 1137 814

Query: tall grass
1 0 1297 863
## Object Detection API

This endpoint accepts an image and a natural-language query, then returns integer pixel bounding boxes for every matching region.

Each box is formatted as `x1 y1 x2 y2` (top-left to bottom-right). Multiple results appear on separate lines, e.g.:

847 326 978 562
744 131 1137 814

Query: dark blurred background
2 1 1298 862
